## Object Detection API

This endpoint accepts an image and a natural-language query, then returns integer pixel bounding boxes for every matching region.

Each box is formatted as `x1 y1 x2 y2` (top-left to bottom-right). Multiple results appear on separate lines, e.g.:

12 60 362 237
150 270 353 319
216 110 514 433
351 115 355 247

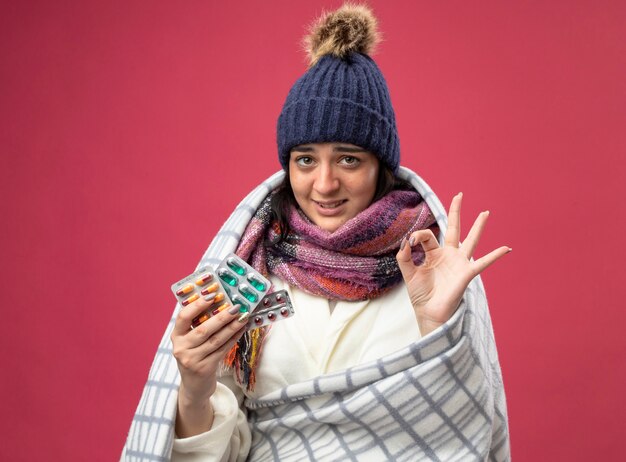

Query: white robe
172 278 421 461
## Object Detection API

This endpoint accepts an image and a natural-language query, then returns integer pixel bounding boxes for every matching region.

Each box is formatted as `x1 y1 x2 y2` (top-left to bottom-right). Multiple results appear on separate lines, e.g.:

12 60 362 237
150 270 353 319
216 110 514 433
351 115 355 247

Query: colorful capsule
213 292 225 303
226 257 246 276
239 284 258 303
246 274 266 292
192 313 209 328
176 284 194 297
195 273 213 286
213 302 230 313
231 294 250 312
181 293 199 306
201 282 219 295
218 268 238 286
238 312 250 322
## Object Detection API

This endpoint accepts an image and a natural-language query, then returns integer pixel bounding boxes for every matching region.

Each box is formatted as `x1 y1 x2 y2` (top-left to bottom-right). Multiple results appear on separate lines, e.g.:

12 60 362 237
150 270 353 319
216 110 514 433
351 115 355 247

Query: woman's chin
310 215 348 233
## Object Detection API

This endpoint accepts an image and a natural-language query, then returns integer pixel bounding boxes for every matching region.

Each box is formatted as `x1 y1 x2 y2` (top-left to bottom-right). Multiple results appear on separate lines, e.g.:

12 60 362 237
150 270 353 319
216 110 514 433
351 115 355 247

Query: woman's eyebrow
291 145 314 152
334 146 365 153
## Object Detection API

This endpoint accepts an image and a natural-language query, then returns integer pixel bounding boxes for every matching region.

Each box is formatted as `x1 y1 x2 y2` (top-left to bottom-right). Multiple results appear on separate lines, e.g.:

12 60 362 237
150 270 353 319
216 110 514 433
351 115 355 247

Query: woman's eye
295 156 314 166
340 156 360 166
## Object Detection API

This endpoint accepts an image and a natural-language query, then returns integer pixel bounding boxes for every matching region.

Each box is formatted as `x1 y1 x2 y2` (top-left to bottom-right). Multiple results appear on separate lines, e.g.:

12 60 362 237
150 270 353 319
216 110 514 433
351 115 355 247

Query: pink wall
1 1 624 460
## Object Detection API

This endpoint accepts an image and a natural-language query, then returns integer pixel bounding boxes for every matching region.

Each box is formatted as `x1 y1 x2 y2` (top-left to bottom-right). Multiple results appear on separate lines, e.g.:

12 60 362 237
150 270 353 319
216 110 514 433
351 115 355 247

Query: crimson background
1 1 625 460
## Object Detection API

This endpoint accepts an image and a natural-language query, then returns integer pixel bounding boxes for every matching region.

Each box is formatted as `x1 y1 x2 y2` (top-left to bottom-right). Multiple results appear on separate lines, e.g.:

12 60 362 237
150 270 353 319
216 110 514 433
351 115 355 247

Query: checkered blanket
122 168 510 461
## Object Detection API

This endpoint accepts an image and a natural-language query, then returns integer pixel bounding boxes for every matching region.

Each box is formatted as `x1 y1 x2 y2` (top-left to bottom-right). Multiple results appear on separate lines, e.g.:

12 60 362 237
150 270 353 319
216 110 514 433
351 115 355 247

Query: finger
199 322 247 362
186 304 244 349
472 246 512 274
174 324 245 376
396 236 414 282
173 293 220 336
409 229 440 253
396 229 439 278
444 193 463 248
191 316 246 358
397 231 439 264
460 211 489 258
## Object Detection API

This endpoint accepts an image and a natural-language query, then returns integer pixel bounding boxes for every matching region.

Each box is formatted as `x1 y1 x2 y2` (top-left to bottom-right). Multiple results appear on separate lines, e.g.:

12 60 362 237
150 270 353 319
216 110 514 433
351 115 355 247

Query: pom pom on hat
304 3 381 67
277 3 400 173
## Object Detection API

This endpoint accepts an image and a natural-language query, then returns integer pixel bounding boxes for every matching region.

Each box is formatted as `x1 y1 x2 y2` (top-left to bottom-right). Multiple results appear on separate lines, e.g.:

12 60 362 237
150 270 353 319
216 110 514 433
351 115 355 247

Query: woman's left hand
396 192 511 336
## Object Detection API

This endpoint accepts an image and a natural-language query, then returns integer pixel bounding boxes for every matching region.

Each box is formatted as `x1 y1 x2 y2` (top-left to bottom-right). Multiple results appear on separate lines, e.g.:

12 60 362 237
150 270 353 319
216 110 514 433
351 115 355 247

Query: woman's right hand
171 296 248 437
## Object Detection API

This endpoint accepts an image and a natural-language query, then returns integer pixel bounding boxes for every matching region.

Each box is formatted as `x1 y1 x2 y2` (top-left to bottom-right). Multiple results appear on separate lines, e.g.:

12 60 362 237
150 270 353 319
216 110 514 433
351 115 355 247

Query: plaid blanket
122 168 510 461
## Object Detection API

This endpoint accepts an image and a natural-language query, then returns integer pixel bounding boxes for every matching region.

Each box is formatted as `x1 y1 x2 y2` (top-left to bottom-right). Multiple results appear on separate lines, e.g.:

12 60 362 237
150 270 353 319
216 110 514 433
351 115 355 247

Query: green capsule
232 294 250 312
218 269 237 286
239 284 258 303
247 274 266 292
226 257 246 275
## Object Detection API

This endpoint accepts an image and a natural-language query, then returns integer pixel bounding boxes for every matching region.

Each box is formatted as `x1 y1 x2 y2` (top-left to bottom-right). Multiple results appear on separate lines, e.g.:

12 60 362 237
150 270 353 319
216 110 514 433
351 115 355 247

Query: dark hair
268 164 414 244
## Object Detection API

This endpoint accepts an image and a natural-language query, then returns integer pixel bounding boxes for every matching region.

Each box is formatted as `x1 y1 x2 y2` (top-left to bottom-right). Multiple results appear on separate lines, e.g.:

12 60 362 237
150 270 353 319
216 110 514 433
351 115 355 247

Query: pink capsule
267 311 276 321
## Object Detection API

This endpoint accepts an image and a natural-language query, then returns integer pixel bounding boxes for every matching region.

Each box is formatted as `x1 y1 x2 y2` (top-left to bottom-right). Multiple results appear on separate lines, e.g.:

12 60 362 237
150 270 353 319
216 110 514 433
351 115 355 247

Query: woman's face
289 142 380 233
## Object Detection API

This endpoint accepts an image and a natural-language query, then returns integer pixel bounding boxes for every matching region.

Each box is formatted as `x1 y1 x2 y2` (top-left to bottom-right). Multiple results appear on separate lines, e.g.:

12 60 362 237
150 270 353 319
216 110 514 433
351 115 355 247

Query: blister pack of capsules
171 266 230 328
171 253 294 330
214 253 272 316
245 290 294 330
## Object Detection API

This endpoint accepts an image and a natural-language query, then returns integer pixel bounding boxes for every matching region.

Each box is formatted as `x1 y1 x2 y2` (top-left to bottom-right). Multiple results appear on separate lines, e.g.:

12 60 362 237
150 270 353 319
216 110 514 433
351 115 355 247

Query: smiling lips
313 199 348 216
315 200 347 209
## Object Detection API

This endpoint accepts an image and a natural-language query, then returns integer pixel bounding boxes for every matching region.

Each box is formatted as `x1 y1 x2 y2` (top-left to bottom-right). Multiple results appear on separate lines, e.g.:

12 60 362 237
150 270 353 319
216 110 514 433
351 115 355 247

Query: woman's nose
313 164 340 195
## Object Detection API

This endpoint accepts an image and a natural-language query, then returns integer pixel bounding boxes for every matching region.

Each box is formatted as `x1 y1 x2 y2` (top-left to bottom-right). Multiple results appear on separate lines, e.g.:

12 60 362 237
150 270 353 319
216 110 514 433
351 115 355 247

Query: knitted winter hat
277 4 400 173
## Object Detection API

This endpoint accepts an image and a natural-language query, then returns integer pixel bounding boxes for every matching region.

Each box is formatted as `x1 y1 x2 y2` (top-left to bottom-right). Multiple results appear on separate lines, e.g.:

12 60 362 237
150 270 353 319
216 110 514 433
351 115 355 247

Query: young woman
123 5 511 461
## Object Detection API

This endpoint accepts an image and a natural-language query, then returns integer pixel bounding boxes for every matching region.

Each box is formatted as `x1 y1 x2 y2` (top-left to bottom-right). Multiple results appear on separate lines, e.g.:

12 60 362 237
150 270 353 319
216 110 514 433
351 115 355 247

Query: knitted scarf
228 188 436 389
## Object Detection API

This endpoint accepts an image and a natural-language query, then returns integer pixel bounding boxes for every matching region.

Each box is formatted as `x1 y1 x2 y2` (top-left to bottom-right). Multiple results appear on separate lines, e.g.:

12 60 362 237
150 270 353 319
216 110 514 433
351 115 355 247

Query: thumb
396 236 416 281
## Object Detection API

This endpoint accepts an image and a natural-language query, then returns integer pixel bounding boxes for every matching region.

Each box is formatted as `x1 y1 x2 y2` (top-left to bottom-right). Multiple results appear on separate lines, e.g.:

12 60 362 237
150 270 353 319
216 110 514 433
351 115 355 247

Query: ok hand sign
396 193 511 336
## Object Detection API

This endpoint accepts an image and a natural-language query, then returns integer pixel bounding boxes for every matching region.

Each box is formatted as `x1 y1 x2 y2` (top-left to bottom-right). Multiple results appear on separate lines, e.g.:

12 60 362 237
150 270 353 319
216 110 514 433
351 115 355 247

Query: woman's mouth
313 199 347 216
314 200 347 209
